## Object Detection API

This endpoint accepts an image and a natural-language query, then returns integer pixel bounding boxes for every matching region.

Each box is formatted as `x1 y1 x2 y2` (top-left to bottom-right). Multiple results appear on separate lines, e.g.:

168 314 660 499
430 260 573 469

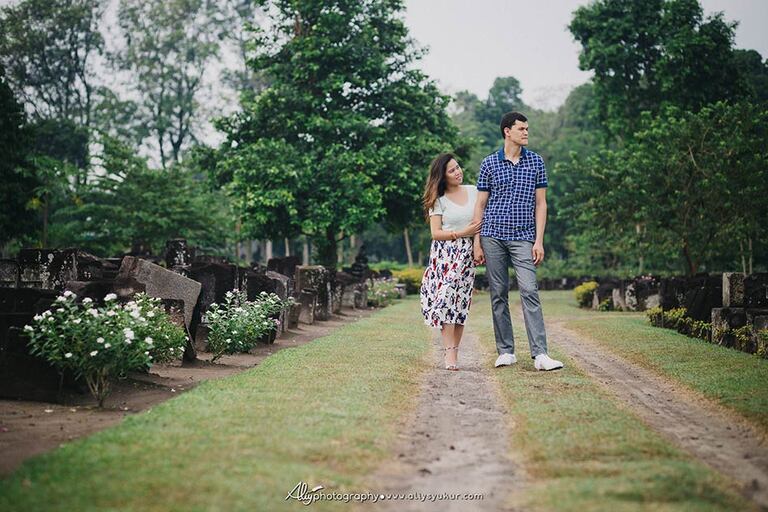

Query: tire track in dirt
547 318 768 509
363 324 524 512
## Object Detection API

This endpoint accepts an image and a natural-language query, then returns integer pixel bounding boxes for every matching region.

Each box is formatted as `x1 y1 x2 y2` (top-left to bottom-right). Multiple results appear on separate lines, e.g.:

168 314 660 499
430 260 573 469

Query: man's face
505 121 529 146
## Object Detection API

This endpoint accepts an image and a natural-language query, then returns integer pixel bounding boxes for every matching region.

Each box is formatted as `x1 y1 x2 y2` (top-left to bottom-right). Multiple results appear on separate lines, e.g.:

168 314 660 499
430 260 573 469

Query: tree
217 0 461 267
53 136 231 257
570 0 744 139
114 0 227 168
0 0 105 128
0 63 38 249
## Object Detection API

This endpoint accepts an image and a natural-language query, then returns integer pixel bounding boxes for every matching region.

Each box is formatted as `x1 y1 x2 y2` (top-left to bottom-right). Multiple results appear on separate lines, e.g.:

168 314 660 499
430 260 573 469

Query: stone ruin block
342 282 368 309
592 280 620 309
0 259 19 287
612 287 627 311
15 248 105 290
745 273 768 308
165 238 195 270
298 289 317 325
267 256 302 280
113 256 201 361
0 287 72 402
287 303 301 329
296 266 331 321
660 274 722 321
624 276 660 311
723 272 745 307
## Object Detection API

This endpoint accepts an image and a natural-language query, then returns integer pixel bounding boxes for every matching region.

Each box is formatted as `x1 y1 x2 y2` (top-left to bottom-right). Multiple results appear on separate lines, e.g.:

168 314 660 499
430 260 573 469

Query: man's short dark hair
500 112 528 138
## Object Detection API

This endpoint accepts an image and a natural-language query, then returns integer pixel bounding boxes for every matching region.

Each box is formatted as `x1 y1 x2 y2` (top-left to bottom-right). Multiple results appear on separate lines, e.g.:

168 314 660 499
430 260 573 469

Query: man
472 111 564 371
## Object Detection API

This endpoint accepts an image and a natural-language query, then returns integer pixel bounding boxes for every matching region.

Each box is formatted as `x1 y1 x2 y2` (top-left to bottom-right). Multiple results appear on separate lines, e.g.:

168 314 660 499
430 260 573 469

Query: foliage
391 267 423 295
23 291 187 406
757 330 768 359
570 0 745 139
216 0 462 266
368 278 401 307
0 0 105 127
573 281 598 308
51 135 231 256
204 289 294 362
113 0 226 168
646 306 712 342
0 63 37 246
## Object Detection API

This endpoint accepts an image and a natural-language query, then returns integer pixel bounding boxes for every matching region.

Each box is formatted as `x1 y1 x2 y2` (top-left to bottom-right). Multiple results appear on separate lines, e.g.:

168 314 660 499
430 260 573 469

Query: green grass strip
0 298 430 512
541 290 768 433
472 292 753 511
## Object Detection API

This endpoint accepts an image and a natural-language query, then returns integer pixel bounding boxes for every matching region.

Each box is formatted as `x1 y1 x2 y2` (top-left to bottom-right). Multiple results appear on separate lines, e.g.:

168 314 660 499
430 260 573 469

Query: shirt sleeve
535 158 548 189
428 198 444 216
477 159 491 191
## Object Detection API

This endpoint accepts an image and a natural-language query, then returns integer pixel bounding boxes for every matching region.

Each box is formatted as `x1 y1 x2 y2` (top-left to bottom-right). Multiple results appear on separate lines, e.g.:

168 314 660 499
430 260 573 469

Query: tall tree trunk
315 229 337 269
682 238 696 276
284 237 291 257
302 237 309 265
235 219 242 264
265 239 273 262
403 227 414 267
740 240 747 274
42 194 49 248
748 237 753 275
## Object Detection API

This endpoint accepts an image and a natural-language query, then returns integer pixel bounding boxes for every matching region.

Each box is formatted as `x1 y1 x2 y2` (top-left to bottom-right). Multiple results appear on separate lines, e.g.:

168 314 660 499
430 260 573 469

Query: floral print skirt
420 237 476 328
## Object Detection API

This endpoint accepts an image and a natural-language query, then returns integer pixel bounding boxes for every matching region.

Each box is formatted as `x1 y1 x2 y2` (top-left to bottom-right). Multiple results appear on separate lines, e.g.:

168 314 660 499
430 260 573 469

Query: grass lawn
472 291 755 512
541 290 768 433
0 298 431 512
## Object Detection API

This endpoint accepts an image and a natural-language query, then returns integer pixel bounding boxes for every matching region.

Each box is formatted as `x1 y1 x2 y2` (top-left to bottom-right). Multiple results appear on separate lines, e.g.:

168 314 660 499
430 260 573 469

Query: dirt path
546 318 768 509
0 308 373 477
364 324 524 512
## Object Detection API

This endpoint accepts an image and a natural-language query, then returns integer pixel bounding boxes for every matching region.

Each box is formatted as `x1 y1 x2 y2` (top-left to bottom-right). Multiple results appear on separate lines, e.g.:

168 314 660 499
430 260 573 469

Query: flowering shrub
204 290 295 362
573 281 598 308
24 291 187 406
391 268 423 294
368 278 400 307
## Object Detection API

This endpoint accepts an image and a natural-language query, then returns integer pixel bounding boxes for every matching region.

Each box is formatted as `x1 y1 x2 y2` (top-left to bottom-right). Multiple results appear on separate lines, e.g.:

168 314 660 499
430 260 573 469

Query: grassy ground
541 290 768 433
472 291 754 512
0 298 431 512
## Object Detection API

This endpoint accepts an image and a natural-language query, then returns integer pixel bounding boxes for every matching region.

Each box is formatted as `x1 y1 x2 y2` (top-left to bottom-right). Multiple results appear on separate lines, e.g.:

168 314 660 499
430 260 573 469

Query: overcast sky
403 0 768 110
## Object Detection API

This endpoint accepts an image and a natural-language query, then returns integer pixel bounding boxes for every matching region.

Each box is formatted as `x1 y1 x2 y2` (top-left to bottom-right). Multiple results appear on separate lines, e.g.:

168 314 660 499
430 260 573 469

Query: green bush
392 267 424 295
647 306 711 342
646 306 663 327
204 290 295 362
573 281 598 308
24 291 187 406
757 330 768 359
368 278 400 307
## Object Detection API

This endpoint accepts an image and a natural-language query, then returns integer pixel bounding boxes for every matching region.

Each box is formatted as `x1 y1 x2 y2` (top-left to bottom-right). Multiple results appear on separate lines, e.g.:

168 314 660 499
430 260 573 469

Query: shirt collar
497 146 527 163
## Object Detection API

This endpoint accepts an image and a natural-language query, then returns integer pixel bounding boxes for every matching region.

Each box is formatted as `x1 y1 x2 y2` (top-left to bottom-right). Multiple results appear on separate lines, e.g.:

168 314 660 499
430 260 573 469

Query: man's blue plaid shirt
476 146 548 241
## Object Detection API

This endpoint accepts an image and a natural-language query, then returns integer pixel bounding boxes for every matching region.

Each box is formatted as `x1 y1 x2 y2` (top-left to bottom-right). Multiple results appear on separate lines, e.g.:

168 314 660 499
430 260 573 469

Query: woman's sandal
443 346 459 371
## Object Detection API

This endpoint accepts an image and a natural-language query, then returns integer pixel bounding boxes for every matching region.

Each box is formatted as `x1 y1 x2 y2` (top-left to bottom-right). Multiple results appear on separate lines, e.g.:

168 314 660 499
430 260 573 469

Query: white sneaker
534 354 564 371
494 353 517 367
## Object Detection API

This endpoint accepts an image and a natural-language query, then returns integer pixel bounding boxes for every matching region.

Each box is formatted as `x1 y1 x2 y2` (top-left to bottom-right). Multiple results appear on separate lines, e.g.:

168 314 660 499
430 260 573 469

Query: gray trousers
480 237 548 358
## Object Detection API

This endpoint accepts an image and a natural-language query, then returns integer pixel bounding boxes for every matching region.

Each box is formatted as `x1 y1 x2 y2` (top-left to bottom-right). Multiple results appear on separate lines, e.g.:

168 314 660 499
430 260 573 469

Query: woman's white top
428 185 478 233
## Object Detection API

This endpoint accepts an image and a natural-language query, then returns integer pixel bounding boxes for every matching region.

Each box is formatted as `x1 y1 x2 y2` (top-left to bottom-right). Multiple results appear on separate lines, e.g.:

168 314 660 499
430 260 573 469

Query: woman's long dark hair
422 152 456 220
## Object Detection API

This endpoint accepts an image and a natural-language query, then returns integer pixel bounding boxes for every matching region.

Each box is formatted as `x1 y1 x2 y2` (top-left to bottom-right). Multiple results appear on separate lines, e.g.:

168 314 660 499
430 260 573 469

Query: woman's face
444 159 463 187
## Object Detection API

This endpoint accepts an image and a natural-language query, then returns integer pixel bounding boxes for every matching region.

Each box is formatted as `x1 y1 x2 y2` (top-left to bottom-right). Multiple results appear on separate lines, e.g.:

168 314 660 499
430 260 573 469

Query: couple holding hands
420 111 564 372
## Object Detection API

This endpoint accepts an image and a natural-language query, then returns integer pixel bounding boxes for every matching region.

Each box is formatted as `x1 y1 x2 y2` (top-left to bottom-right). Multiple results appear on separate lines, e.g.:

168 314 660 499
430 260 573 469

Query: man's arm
473 191 489 264
532 188 547 265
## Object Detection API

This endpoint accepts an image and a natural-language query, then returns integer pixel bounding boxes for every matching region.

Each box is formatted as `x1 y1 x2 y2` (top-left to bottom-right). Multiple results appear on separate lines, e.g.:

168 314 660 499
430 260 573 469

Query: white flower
144 337 153 346
144 351 149 355
125 340 132 345
130 310 141 319
23 325 33 332
56 296 67 303
104 343 111 348
82 297 93 304
42 310 51 317
64 352 72 358
104 293 117 302
63 290 75 298
47 317 54 322
33 314 42 321
88 308 99 317
90 350 98 356
146 311 155 318
72 318 82 324
225 338 232 344
106 310 116 317
123 328 135 340
97 337 104 344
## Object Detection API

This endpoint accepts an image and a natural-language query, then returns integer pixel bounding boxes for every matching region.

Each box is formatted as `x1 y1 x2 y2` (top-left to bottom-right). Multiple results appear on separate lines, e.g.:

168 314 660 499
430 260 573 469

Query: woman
420 153 481 371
